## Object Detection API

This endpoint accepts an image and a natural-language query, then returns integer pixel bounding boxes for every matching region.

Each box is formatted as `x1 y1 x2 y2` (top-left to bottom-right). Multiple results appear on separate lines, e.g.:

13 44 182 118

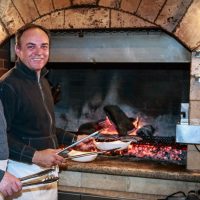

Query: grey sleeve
0 100 9 160
0 169 5 182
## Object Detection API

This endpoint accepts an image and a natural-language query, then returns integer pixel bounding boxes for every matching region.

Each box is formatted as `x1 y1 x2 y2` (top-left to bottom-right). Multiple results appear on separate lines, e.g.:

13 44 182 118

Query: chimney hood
10 30 190 63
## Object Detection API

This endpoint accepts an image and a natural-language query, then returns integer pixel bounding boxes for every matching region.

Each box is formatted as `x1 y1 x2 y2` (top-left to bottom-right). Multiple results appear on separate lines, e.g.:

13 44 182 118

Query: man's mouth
32 57 43 61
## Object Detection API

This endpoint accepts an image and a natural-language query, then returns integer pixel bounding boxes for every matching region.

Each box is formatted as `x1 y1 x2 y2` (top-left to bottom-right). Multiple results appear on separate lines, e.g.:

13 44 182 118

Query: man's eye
27 45 35 49
42 45 48 50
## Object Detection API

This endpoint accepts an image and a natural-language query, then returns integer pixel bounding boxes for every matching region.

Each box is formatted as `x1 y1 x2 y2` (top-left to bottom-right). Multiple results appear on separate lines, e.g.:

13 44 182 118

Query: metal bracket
176 124 200 144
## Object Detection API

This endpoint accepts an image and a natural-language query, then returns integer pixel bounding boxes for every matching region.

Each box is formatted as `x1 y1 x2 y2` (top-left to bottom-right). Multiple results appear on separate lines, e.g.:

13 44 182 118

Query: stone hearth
58 157 200 199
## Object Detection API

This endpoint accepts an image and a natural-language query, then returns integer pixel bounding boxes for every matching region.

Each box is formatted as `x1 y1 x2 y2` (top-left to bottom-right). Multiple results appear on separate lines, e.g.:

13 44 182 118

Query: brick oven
1 0 200 199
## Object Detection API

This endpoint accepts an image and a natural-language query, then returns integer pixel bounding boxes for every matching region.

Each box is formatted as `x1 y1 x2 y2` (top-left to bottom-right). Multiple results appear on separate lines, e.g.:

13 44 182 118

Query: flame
99 117 118 134
99 116 141 135
128 117 144 135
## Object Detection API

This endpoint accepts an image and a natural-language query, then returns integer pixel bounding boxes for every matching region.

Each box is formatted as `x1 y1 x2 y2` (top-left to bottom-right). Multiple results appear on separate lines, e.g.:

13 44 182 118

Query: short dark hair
15 23 51 47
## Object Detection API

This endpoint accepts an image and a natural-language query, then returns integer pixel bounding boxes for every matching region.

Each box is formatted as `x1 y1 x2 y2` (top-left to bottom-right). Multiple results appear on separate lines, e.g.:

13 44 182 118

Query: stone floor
58 185 165 200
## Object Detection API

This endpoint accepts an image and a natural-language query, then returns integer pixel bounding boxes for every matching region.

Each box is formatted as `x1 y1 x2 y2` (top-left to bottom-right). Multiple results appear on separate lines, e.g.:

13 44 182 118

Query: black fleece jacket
0 60 77 164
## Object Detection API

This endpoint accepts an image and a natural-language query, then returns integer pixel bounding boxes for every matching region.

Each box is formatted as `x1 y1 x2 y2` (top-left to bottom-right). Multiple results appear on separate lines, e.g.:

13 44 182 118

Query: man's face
15 28 50 73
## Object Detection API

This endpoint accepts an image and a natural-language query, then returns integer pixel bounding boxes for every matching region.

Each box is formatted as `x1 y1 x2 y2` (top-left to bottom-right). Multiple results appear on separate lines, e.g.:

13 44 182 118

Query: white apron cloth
6 160 58 200
0 160 8 200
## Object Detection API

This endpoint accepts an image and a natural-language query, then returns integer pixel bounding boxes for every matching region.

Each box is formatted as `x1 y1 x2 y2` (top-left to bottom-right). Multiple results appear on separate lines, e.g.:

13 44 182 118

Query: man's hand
0 172 22 197
32 149 65 167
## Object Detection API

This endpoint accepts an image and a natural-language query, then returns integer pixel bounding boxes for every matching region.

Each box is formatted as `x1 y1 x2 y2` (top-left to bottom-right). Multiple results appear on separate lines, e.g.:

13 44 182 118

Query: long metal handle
57 130 100 156
19 168 54 181
22 177 59 187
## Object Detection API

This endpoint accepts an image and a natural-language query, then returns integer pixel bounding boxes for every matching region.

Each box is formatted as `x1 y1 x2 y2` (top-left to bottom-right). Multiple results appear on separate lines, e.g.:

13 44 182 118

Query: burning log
103 105 135 136
136 125 155 138
78 121 102 134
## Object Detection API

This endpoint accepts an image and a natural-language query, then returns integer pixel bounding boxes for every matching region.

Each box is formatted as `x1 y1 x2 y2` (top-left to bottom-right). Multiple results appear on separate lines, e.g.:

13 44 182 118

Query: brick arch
0 0 200 51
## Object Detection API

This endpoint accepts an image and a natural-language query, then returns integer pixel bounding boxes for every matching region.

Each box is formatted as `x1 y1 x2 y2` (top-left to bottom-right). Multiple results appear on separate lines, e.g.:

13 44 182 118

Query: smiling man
15 27 50 76
0 24 79 200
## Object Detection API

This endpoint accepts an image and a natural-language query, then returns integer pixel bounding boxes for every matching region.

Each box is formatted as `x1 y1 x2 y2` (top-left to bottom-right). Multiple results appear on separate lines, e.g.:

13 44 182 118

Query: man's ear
15 44 20 57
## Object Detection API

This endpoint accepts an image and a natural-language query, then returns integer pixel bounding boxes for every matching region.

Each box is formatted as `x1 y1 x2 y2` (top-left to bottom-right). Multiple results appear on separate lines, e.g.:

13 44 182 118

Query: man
0 24 80 200
0 100 22 199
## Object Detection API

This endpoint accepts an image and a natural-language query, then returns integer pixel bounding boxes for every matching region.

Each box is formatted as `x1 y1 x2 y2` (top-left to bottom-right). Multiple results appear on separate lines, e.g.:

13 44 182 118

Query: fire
99 116 141 135
76 112 187 165
128 117 144 135
98 117 119 134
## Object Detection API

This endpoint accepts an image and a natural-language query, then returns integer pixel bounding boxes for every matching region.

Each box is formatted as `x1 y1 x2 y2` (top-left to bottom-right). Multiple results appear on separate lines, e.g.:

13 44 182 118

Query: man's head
15 24 51 73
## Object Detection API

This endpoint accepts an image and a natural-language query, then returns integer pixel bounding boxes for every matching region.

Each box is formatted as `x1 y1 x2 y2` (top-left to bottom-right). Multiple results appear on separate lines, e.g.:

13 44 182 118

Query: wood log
103 105 135 136
136 125 155 138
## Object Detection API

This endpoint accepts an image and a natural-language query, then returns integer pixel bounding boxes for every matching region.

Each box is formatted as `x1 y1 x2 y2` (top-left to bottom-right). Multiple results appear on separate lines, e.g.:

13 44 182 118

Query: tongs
57 130 100 156
19 168 59 187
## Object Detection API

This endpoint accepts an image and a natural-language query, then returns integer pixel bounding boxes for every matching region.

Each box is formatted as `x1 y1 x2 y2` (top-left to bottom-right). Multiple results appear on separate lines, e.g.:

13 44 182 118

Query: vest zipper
38 79 57 148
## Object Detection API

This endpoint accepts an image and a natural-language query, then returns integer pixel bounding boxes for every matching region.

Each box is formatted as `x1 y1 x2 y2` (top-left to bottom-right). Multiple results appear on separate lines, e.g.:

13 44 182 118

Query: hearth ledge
60 157 200 182
58 158 200 197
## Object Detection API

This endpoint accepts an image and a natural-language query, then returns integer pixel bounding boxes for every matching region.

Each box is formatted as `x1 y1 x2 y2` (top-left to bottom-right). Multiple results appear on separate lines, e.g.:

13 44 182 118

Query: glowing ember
124 143 185 162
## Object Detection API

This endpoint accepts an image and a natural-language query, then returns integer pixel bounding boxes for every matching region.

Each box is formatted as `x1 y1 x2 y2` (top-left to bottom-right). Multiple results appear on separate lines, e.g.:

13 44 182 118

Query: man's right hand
0 172 22 197
32 149 65 167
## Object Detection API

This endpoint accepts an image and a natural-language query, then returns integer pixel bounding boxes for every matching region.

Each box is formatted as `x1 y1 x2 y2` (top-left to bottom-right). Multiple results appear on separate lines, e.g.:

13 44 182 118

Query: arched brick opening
0 0 200 51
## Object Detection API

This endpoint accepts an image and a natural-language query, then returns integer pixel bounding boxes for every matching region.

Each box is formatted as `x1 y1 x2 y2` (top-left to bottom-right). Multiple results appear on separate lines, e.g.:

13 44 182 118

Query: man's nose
34 47 43 54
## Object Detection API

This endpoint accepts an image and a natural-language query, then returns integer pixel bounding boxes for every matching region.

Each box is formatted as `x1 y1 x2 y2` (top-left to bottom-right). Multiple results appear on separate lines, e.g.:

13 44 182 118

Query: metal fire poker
57 130 100 156
176 103 200 144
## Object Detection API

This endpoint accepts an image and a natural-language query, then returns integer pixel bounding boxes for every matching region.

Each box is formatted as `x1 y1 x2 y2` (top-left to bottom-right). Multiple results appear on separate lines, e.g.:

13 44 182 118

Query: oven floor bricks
188 53 200 171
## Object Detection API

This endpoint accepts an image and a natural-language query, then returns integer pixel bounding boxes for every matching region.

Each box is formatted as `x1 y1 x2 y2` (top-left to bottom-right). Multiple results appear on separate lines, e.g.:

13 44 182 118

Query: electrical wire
157 191 186 200
194 145 200 153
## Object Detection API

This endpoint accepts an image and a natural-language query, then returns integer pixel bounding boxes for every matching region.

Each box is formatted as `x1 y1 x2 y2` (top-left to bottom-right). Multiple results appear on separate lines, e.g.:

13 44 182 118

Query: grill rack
96 134 179 145
95 135 187 166
136 136 176 145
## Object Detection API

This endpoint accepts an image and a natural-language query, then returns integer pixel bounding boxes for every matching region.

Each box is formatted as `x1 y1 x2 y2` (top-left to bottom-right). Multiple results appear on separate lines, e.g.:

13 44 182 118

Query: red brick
12 0 39 24
0 69 8 77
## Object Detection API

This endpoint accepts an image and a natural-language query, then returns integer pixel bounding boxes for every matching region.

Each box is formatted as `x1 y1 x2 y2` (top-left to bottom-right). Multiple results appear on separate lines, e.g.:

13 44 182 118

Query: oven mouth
41 30 190 166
